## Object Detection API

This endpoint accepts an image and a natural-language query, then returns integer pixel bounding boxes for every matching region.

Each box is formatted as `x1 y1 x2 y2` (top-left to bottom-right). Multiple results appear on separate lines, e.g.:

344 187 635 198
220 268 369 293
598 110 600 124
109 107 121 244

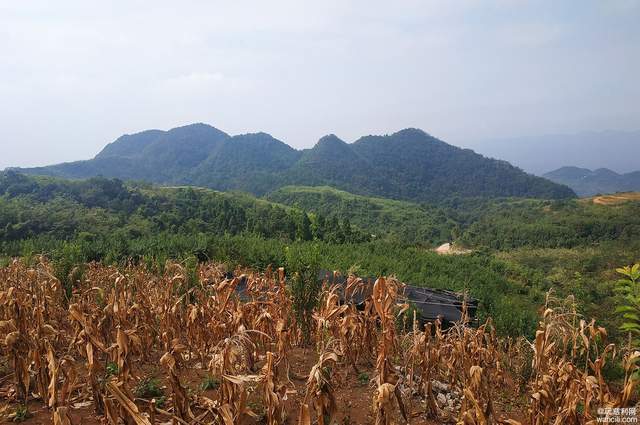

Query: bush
52 241 87 301
285 244 322 343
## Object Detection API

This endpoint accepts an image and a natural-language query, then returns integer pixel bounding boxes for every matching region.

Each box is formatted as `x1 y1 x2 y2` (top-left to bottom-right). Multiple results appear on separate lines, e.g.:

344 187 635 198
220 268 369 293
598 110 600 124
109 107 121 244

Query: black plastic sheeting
231 270 478 326
317 270 478 326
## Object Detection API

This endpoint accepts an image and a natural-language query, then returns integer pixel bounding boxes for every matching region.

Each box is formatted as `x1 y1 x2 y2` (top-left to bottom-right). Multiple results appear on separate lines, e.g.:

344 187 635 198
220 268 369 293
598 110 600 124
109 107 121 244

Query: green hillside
267 185 640 250
0 171 366 261
267 185 456 245
14 123 575 202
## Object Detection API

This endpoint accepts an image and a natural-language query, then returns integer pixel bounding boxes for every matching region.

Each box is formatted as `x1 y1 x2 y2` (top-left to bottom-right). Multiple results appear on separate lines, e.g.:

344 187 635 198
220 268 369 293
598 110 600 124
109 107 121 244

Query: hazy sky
1 0 639 170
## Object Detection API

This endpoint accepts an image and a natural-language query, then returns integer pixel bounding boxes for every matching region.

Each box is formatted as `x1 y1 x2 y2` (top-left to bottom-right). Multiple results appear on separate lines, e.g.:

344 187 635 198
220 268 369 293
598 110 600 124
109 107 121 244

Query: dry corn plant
527 291 637 425
371 277 408 425
2 259 640 425
160 340 192 421
402 319 441 419
298 347 340 425
325 275 375 374
208 330 260 422
450 320 504 424
313 284 349 353
260 351 287 425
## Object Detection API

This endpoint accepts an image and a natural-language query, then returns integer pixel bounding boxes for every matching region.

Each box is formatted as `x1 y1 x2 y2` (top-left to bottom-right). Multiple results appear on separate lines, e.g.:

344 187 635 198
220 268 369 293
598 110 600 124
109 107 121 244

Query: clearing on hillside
589 192 640 205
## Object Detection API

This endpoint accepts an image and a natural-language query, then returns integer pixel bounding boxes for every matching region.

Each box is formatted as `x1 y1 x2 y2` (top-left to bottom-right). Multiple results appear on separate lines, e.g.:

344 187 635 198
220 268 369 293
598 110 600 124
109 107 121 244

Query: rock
437 392 447 406
432 380 450 392
448 398 455 409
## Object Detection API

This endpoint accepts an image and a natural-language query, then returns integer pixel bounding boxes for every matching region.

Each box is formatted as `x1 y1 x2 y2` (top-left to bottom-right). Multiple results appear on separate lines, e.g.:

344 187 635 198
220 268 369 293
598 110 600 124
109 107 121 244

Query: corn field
0 258 637 424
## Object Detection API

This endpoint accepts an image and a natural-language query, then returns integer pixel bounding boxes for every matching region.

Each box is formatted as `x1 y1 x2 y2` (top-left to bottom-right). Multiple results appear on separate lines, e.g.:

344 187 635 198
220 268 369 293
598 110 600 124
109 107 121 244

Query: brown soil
589 192 640 205
1 348 526 424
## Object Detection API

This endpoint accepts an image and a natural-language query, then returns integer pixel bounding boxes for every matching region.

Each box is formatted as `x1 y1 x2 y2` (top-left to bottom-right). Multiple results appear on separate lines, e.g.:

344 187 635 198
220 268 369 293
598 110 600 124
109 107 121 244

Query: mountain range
544 166 640 197
11 123 575 202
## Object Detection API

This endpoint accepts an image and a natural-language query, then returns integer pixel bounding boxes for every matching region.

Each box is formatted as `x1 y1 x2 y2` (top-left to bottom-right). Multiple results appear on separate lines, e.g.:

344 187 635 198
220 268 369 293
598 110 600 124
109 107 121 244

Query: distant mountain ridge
468 130 640 175
544 166 640 197
12 123 575 202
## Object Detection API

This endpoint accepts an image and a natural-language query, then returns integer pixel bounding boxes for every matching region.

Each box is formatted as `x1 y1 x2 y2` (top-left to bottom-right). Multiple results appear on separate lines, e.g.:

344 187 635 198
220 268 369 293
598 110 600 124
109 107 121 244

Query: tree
298 212 313 241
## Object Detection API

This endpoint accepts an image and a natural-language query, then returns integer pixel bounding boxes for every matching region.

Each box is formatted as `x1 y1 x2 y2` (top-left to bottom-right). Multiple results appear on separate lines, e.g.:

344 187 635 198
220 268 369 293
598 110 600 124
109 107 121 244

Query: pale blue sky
1 0 639 169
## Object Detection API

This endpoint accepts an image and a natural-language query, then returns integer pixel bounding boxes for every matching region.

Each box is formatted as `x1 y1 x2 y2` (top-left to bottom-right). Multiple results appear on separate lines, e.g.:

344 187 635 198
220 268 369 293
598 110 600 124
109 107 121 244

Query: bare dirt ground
434 243 472 256
589 192 640 205
2 347 527 424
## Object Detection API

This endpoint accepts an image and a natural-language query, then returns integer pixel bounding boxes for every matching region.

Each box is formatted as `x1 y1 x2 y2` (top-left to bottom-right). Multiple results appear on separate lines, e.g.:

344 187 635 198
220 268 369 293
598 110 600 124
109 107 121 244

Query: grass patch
134 377 164 399
200 375 220 391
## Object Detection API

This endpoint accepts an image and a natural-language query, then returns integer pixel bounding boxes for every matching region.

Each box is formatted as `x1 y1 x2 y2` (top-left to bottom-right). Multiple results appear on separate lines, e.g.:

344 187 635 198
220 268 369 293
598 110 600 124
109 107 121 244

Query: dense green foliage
614 264 640 346
268 186 640 250
16 123 575 202
268 186 455 245
495 244 640 342
0 171 367 255
458 198 640 249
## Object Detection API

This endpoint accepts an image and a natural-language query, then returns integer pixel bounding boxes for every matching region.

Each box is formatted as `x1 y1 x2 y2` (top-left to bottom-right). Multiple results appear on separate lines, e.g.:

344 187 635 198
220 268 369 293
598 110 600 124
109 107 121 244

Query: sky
1 0 639 170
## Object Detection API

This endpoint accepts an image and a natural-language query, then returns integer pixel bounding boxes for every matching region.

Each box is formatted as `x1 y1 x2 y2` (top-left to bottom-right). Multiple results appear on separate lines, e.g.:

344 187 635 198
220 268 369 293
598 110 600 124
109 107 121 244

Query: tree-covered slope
187 132 302 194
267 185 456 245
0 171 366 259
457 197 640 249
350 129 575 200
12 123 575 202
268 185 640 250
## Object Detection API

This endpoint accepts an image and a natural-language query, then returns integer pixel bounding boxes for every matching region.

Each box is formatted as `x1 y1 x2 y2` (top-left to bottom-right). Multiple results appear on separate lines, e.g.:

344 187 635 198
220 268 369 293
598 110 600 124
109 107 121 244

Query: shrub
615 263 640 347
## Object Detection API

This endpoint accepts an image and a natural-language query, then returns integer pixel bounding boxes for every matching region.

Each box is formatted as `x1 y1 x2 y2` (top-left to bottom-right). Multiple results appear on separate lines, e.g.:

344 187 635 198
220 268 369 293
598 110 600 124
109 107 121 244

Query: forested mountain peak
306 134 356 158
13 123 575 201
96 123 229 160
96 129 165 159
231 132 282 143
315 134 348 147
353 128 439 146
592 168 619 177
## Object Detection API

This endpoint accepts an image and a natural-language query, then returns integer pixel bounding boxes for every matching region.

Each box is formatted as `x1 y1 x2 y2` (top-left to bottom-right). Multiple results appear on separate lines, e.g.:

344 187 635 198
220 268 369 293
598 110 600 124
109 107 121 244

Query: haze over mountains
11 123 574 202
544 167 640 197
467 130 640 175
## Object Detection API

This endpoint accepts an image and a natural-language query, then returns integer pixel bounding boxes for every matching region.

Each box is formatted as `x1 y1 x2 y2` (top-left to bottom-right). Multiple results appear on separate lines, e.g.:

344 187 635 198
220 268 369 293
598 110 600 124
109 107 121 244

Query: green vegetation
268 186 455 245
1 172 638 341
495 246 640 341
458 198 640 249
200 375 220 391
357 372 369 386
133 376 164 399
0 171 367 259
615 264 640 347
12 405 30 423
105 362 119 378
286 244 323 342
16 123 575 202
269 186 640 250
